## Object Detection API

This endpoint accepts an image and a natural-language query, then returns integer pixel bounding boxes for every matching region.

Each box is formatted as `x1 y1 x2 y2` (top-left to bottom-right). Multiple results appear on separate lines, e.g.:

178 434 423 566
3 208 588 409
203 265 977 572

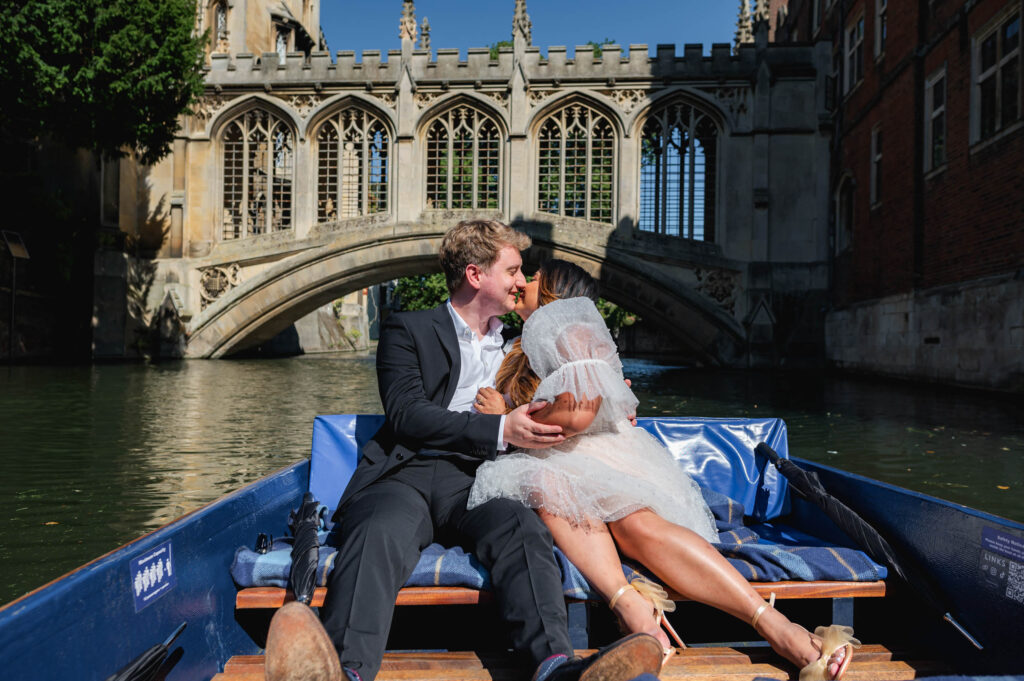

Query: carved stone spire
734 0 753 52
512 0 532 45
753 0 771 24
419 17 430 51
399 0 417 43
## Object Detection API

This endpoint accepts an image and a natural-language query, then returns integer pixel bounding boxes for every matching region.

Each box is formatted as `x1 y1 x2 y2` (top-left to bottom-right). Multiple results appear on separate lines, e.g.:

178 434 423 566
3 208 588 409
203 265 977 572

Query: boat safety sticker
979 527 1024 605
129 540 177 612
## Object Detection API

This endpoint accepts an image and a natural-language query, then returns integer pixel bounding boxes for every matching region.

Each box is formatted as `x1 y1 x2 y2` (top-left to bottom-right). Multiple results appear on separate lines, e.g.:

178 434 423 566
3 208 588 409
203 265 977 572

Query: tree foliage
488 40 513 60
586 38 616 57
392 272 639 336
0 0 206 164
393 273 450 312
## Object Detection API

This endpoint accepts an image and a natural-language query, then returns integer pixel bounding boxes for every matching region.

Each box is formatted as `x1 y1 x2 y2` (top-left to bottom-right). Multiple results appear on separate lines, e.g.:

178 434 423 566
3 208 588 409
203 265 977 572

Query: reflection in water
0 356 1021 605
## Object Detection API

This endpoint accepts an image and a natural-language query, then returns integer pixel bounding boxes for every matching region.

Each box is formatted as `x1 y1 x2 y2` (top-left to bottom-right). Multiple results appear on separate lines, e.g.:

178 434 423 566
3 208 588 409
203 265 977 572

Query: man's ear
463 263 484 290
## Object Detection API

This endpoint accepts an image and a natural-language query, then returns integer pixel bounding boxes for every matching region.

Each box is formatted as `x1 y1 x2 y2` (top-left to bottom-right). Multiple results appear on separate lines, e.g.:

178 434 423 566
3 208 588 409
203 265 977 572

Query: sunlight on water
0 355 1020 605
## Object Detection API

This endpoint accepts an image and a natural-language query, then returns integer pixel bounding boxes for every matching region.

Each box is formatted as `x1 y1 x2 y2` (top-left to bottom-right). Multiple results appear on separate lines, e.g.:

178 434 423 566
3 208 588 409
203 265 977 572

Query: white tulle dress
467 297 718 543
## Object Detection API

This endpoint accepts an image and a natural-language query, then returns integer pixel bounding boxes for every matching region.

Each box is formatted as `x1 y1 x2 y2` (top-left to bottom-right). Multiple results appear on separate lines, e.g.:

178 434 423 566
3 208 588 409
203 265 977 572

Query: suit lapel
432 304 460 408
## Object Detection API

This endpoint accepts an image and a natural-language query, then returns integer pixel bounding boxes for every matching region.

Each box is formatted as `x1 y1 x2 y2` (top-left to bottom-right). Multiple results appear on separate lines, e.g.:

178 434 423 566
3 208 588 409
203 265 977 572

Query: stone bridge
184 216 747 362
103 5 833 367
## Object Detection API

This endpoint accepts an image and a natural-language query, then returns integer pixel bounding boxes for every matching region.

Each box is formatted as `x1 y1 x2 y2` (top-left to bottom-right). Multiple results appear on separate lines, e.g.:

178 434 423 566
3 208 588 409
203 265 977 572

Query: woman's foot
608 584 672 652
754 604 856 680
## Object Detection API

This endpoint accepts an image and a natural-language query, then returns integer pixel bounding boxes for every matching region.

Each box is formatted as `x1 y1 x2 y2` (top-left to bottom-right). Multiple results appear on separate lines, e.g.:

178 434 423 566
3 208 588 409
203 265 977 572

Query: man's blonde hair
439 220 531 294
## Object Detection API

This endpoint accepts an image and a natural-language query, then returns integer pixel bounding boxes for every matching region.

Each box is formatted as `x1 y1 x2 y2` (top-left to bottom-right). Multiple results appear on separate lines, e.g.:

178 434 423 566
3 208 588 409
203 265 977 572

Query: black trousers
320 456 572 681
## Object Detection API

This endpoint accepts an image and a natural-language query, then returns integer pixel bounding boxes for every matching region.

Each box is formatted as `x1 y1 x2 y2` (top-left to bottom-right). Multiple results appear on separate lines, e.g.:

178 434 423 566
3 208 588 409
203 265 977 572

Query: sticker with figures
130 540 176 612
979 527 1024 605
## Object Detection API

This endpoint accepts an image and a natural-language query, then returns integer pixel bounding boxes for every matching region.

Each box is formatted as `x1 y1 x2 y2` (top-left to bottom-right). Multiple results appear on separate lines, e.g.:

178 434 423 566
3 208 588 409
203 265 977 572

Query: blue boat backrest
309 415 791 520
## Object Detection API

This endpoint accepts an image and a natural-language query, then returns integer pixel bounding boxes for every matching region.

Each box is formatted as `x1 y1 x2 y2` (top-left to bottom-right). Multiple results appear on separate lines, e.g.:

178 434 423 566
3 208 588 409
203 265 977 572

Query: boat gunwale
0 459 308 614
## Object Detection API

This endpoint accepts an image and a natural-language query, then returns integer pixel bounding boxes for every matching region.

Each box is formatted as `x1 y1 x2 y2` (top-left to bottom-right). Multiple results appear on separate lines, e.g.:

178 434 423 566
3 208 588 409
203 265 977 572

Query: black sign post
2 231 30 362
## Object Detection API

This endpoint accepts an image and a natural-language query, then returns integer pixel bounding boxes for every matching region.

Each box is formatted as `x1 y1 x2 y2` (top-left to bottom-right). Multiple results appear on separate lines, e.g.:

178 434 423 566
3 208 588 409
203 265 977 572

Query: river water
1 354 1021 605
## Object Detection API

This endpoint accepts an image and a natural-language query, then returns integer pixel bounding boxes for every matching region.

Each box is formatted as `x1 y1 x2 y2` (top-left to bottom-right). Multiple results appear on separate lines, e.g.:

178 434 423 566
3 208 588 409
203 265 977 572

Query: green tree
586 38 616 57
0 0 206 164
392 273 639 337
393 273 450 311
488 40 513 60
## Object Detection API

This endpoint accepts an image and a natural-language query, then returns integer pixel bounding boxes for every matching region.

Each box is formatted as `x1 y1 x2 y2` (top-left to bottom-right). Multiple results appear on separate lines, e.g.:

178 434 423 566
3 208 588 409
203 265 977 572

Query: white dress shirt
446 301 507 450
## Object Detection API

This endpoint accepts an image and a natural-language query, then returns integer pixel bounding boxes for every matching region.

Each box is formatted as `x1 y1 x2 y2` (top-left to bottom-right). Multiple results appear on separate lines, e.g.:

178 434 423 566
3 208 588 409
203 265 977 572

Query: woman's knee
609 510 662 555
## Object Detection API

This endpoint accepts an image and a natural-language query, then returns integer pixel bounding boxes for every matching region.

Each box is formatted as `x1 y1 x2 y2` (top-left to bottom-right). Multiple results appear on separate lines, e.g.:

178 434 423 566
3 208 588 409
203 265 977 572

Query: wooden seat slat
216 645 935 681
235 580 886 610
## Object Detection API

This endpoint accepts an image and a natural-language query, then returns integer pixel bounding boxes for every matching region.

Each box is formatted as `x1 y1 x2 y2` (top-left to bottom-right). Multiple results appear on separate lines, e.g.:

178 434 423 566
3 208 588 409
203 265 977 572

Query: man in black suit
266 220 661 681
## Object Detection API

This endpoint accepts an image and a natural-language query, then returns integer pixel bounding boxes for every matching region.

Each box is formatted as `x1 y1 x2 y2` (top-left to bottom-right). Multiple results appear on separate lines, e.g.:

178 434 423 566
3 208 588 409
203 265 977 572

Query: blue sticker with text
130 540 176 612
982 527 1024 562
979 527 1024 605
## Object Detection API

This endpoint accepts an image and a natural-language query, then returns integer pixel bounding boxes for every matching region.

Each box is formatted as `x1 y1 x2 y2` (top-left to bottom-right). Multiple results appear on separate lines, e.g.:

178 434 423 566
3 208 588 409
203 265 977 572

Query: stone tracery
425 106 501 210
315 108 390 222
220 109 294 239
536 102 616 223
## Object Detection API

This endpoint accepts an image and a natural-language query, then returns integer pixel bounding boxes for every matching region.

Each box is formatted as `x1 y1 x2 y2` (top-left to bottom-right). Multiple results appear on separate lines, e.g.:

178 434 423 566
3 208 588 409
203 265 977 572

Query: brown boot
265 601 343 681
538 634 664 681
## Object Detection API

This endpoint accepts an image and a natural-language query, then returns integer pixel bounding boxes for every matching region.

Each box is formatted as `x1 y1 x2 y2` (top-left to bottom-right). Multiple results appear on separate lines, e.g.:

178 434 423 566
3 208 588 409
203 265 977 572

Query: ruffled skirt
468 425 718 543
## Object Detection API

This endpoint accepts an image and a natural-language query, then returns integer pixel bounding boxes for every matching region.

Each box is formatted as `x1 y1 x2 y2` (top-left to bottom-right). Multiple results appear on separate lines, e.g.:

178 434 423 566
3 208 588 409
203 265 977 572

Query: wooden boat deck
211 644 950 681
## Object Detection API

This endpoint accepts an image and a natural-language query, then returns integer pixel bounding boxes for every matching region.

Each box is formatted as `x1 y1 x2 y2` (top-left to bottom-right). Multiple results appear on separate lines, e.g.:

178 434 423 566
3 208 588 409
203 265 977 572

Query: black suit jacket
333 303 511 519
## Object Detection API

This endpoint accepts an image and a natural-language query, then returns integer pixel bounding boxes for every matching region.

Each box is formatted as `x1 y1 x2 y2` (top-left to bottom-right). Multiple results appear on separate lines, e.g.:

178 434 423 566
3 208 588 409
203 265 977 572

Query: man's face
476 245 526 316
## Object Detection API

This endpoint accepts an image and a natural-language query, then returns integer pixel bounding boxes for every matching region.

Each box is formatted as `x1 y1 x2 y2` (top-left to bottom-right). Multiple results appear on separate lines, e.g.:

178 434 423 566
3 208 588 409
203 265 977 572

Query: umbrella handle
755 442 782 466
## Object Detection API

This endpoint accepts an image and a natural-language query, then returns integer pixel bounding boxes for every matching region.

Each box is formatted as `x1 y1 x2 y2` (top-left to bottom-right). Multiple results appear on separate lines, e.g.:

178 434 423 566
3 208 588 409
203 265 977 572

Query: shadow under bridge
185 224 746 363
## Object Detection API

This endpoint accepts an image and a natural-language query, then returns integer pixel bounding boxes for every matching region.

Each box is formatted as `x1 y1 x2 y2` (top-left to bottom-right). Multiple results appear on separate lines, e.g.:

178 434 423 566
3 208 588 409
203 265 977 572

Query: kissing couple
265 219 856 681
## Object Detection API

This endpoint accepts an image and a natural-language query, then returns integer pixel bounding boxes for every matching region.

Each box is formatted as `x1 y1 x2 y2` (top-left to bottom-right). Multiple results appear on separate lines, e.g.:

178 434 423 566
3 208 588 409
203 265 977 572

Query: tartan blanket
230 487 886 596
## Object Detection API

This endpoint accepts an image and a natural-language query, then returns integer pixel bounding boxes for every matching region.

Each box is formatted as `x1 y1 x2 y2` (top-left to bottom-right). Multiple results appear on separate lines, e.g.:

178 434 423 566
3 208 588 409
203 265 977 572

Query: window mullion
688 111 696 239
472 118 480 210
558 116 566 217
585 114 593 221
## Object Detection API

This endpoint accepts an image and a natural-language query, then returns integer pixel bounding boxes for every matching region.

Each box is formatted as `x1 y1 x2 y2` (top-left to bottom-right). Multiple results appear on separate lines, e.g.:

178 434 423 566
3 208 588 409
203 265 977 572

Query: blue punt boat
1 416 1022 681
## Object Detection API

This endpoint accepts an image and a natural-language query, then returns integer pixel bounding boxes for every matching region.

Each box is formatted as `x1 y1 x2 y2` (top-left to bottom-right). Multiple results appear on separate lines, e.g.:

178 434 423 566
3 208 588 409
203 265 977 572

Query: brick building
772 0 1023 390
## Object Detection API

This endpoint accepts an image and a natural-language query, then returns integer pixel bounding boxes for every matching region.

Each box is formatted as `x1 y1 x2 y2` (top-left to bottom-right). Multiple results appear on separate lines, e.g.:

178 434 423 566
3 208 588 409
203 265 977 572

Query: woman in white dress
467 260 856 680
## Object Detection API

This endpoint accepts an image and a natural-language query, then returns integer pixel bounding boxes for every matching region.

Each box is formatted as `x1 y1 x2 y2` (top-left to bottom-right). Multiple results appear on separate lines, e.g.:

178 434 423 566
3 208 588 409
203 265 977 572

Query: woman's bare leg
609 510 846 675
536 510 671 650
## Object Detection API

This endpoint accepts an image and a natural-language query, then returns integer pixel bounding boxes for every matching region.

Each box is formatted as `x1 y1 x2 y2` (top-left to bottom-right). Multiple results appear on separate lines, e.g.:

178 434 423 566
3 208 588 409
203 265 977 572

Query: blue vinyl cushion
308 415 790 520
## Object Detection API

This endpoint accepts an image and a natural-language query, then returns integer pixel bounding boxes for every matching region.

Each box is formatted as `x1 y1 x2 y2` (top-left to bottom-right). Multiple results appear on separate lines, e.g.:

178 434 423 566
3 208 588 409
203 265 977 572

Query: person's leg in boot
266 602 342 681
318 478 433 681
443 480 663 681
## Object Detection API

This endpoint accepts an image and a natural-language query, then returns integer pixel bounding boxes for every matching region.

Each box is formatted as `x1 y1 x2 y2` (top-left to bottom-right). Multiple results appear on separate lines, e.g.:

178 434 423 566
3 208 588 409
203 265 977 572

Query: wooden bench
236 581 887 610
236 579 887 649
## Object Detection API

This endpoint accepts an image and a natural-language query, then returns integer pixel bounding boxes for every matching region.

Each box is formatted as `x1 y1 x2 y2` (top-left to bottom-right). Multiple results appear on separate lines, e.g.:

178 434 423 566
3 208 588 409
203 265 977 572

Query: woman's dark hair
535 259 600 306
496 259 599 410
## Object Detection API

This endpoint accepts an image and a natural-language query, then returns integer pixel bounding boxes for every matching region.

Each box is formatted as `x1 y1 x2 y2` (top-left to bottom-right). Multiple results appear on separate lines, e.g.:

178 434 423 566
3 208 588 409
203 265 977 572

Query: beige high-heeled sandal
750 592 860 681
608 578 684 665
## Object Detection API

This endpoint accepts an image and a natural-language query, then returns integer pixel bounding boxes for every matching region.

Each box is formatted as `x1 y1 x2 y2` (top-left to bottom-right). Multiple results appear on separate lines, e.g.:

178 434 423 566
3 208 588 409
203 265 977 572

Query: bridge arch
185 226 745 363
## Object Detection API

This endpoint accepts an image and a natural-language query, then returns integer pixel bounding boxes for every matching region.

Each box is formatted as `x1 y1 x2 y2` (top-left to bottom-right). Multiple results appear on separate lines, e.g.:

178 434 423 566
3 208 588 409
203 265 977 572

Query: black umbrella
288 492 324 605
104 622 186 681
755 442 982 650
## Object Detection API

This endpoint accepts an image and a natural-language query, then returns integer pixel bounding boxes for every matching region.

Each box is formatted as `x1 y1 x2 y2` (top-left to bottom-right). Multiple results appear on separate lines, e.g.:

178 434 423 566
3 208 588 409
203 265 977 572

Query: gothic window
974 10 1020 142
536 103 615 223
315 108 390 221
425 106 501 210
221 109 294 239
638 101 718 241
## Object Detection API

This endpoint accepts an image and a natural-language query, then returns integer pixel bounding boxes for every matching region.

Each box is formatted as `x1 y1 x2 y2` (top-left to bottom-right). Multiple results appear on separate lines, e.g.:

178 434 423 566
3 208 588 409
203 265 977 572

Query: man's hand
503 401 565 449
474 386 507 415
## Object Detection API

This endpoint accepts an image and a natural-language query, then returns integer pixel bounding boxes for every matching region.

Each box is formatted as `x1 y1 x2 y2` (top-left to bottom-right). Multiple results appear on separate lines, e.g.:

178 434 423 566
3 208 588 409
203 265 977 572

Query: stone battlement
203 41 818 88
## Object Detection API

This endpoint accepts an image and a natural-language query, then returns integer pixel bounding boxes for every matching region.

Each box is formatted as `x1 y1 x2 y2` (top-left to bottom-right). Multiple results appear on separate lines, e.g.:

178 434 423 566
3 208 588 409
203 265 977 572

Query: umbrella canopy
104 622 186 681
288 492 323 605
755 442 982 650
